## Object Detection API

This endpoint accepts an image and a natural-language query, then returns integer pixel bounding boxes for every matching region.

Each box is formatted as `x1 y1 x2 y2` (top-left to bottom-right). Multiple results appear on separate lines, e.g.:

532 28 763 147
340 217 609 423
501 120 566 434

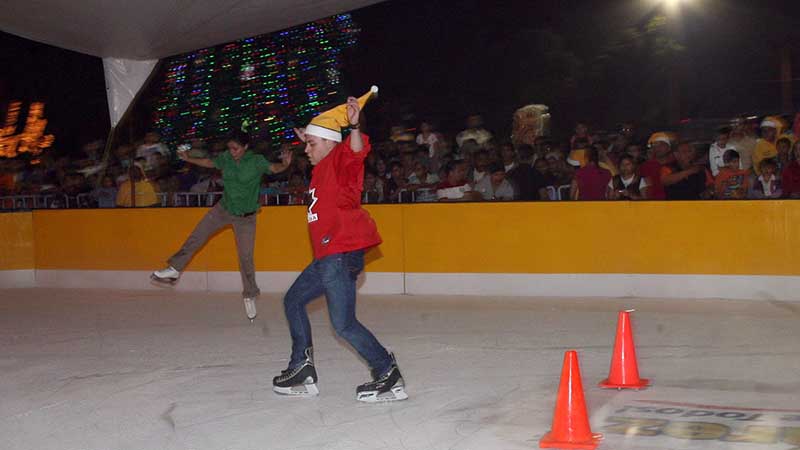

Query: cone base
599 377 650 389
540 431 603 449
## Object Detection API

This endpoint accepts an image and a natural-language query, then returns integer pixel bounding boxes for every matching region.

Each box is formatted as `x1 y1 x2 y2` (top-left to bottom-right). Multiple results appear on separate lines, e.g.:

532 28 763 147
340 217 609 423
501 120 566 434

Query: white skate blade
243 298 257 321
150 274 178 287
356 385 408 403
273 379 319 397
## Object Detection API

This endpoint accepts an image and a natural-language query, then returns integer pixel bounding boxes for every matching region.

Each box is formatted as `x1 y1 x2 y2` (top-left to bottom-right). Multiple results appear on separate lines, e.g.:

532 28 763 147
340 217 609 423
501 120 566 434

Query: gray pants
168 203 260 299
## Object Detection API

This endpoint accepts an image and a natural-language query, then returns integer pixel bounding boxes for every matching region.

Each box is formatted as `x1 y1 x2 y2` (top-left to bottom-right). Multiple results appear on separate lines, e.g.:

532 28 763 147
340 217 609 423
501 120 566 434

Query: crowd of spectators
2 112 800 209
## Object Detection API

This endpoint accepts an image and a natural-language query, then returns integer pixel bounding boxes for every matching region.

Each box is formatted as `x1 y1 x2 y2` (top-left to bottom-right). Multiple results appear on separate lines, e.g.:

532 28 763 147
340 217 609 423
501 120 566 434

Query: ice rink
2 288 799 450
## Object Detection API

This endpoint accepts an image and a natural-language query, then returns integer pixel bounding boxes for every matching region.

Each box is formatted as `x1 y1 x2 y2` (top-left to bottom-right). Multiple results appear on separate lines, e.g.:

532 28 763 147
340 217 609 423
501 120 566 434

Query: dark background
1 0 799 155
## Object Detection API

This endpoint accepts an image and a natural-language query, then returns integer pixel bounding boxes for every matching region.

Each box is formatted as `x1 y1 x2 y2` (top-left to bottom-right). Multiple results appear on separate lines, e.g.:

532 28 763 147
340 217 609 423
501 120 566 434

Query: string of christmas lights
153 14 359 151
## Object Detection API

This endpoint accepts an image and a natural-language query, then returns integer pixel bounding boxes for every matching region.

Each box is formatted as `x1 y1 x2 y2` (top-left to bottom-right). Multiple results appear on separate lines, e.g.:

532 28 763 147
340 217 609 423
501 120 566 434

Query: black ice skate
356 354 408 403
150 266 180 286
273 348 318 397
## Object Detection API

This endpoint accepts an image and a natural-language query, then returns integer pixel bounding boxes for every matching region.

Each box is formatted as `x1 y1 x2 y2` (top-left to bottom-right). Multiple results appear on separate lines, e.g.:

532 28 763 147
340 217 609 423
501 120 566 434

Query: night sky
1 0 799 154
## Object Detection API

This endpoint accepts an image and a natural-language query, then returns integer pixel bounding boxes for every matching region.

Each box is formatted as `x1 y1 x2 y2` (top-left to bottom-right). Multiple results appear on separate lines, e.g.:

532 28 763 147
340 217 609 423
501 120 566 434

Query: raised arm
270 149 294 174
178 151 216 169
662 165 703 186
346 96 364 153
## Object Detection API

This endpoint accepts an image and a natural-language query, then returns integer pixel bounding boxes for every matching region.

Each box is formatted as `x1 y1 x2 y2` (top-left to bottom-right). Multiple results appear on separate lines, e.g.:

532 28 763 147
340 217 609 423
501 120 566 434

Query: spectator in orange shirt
714 150 750 200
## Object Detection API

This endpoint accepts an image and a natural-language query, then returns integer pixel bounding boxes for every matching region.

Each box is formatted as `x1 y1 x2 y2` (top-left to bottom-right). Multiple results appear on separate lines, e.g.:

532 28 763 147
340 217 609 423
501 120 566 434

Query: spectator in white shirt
456 114 493 149
709 127 737 177
437 160 480 202
416 121 441 159
470 150 490 183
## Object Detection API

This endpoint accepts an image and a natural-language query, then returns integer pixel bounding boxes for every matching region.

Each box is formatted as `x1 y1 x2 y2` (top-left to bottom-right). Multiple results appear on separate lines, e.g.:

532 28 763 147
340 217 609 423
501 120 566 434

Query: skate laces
276 365 303 382
277 348 314 382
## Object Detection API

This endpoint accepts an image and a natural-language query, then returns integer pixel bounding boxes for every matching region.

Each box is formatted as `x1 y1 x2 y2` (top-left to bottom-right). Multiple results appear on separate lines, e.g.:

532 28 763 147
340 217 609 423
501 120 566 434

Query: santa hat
304 86 379 142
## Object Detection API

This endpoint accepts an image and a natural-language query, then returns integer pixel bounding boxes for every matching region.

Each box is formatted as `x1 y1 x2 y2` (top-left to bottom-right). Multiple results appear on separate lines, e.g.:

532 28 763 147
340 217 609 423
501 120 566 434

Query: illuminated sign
0 101 56 158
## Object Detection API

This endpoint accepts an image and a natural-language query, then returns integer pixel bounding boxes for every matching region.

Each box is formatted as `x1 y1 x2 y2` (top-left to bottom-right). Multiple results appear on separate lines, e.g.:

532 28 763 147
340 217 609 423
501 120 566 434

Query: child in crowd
607 154 648 200
362 169 385 204
437 160 479 201
749 158 782 199
714 150 750 200
474 163 515 201
92 175 118 208
570 122 592 150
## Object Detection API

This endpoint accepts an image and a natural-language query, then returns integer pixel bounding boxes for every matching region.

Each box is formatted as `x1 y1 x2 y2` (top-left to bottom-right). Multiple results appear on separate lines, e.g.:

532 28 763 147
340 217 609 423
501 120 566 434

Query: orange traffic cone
540 350 603 450
599 310 650 389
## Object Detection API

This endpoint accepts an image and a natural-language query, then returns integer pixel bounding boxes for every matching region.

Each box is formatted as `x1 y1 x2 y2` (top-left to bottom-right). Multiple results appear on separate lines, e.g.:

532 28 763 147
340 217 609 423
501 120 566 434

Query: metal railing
0 185 576 211
545 185 573 201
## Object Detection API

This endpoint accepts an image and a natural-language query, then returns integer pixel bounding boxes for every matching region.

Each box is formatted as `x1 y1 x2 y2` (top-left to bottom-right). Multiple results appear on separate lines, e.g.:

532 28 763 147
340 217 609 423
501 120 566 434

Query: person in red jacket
272 87 407 403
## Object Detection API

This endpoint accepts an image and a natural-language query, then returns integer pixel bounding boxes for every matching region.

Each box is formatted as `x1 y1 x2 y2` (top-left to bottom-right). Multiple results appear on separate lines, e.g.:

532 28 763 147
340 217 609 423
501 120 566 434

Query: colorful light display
153 14 359 150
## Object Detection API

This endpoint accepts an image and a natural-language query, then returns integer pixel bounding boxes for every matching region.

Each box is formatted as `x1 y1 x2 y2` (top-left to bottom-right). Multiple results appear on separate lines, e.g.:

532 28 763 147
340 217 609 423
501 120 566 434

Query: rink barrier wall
0 212 35 287
1 201 800 300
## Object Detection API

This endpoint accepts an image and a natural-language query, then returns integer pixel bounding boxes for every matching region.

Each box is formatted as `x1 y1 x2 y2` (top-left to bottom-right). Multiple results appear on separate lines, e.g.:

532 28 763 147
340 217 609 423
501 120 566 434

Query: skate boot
273 347 319 397
356 353 408 403
151 266 180 285
243 297 257 322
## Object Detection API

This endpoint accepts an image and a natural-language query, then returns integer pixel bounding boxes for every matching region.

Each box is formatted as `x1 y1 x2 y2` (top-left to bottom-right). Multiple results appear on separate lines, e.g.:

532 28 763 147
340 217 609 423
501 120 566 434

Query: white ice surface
2 289 799 450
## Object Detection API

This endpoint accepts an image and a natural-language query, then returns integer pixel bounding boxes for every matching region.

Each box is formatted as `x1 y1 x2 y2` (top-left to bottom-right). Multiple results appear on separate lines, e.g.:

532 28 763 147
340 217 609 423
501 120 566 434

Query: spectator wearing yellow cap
753 116 784 175
639 132 676 200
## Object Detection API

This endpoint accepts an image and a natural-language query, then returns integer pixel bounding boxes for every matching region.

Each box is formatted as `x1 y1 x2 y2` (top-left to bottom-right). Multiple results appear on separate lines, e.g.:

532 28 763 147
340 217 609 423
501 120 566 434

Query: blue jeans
284 250 392 377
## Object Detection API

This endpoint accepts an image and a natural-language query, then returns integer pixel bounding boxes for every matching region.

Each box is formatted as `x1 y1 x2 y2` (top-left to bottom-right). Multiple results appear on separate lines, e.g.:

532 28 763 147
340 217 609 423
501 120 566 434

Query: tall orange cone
540 350 603 449
599 310 650 389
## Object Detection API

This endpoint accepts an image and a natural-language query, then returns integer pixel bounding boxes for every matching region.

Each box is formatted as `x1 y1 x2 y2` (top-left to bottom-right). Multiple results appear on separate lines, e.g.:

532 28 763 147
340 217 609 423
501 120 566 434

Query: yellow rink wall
0 212 35 269
2 202 800 299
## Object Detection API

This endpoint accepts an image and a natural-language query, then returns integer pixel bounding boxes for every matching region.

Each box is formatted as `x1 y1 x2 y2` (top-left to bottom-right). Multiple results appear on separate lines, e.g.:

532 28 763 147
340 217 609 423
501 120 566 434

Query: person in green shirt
151 130 292 322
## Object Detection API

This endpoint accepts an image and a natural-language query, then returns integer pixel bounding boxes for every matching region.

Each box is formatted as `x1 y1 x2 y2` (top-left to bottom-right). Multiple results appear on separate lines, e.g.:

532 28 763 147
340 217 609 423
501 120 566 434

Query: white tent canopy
1 0 382 126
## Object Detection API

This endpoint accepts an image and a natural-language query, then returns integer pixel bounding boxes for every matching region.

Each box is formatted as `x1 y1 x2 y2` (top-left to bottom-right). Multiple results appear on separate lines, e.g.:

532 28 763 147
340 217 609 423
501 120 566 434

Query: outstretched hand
346 97 361 126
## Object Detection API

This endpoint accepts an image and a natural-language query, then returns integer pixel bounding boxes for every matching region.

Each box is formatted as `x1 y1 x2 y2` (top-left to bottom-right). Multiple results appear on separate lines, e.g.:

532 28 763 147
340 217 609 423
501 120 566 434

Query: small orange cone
540 350 603 449
599 310 650 389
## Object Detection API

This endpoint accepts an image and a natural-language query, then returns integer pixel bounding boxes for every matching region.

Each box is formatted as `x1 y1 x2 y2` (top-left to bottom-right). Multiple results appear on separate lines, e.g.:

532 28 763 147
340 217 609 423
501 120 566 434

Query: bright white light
663 0 691 14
